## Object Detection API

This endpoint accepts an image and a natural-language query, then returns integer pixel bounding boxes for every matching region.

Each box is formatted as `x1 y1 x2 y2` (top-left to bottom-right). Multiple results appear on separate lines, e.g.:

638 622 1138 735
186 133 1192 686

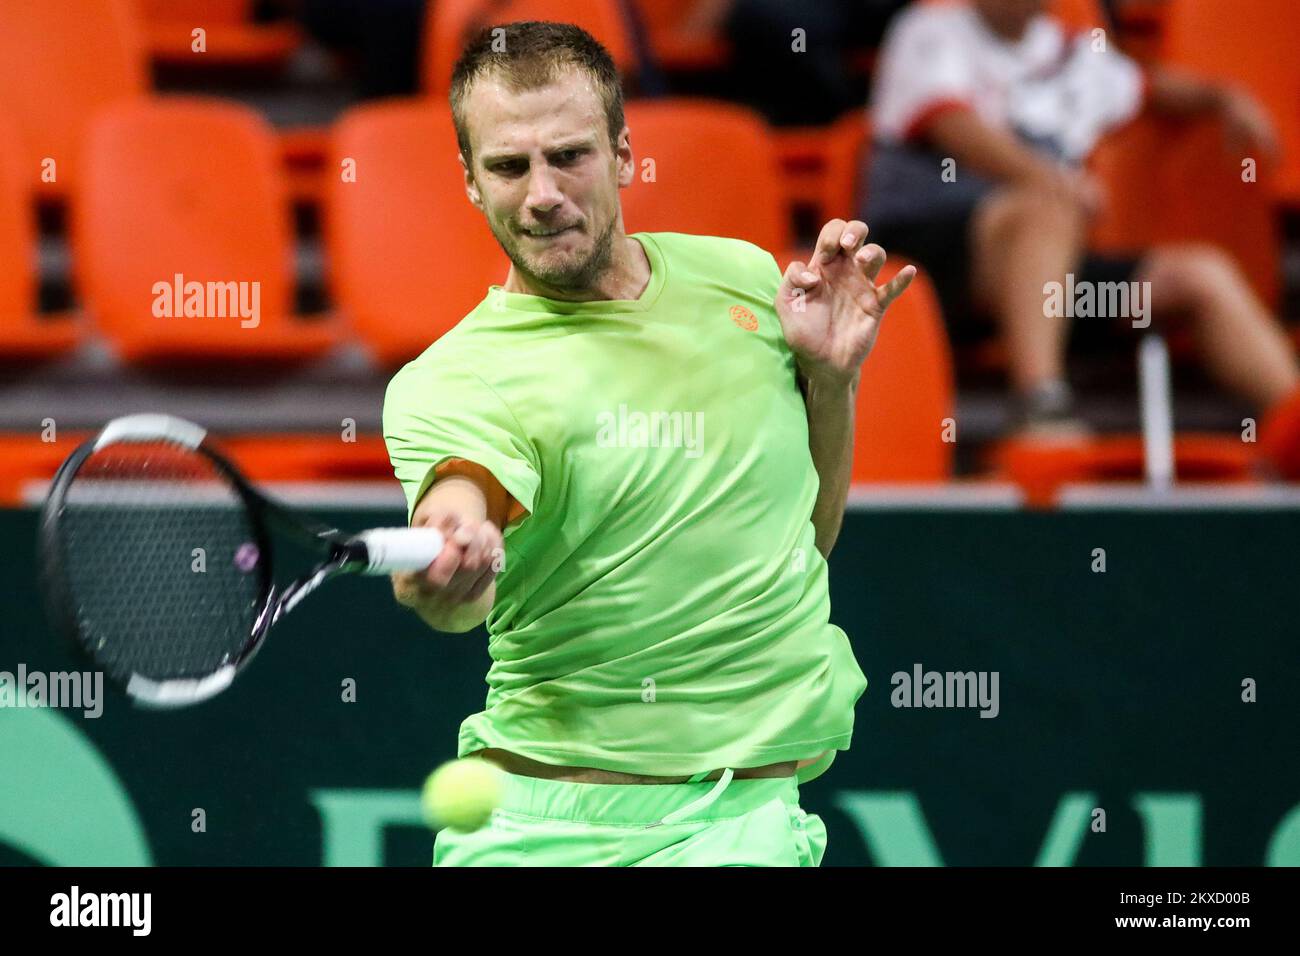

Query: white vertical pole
1139 334 1175 491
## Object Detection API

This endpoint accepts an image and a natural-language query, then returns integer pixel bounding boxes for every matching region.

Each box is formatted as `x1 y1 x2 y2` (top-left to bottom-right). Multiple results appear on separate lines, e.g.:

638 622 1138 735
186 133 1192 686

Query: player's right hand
393 512 503 609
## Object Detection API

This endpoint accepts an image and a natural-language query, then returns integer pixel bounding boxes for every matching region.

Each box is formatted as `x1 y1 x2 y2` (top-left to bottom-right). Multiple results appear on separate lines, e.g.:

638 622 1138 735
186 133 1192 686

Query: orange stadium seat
1037 0 1281 307
1090 113 1280 307
992 434 1255 508
629 0 731 72
621 100 789 254
325 99 507 366
0 432 394 506
0 0 147 201
74 98 337 364
773 112 871 225
817 113 871 223
138 0 302 68
1160 0 1300 205
425 0 637 94
219 434 394 483
851 262 954 482
0 130 80 360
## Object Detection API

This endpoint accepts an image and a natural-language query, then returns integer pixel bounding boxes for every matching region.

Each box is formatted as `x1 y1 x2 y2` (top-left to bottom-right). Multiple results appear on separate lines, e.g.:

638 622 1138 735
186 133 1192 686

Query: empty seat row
1 95 805 364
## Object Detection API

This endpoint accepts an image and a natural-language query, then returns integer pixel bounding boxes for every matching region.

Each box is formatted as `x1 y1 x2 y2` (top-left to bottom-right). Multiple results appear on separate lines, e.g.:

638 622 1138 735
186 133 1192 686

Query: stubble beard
496 214 619 295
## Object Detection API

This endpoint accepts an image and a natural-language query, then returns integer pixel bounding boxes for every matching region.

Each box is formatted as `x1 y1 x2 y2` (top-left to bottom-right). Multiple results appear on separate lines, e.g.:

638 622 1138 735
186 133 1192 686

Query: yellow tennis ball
421 758 505 832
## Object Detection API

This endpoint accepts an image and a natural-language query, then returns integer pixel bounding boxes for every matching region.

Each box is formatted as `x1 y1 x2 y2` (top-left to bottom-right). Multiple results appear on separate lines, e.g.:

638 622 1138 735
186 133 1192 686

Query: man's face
460 69 634 293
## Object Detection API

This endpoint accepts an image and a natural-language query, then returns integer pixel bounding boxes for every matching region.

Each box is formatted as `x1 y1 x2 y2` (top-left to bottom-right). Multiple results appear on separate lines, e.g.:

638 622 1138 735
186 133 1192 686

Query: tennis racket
39 413 444 708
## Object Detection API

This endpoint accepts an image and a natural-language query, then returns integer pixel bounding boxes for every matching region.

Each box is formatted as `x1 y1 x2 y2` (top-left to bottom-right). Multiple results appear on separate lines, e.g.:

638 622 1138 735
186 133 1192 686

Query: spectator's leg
1138 244 1300 408
969 184 1088 397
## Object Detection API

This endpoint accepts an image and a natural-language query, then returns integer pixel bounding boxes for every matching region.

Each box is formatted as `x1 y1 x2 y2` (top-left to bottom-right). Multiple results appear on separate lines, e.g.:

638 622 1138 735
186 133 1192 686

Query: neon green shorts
433 769 827 867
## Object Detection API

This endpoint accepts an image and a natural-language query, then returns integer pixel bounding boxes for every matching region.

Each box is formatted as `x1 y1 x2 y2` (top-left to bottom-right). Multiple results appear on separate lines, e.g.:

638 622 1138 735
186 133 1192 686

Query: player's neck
505 235 651 303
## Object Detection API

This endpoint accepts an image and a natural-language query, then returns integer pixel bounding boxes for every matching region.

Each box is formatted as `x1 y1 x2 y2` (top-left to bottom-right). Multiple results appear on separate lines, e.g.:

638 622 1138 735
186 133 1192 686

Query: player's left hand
775 219 915 390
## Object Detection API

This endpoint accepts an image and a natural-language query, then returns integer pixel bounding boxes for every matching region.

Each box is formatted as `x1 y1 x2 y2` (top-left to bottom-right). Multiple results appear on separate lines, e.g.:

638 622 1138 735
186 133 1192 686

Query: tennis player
383 21 914 867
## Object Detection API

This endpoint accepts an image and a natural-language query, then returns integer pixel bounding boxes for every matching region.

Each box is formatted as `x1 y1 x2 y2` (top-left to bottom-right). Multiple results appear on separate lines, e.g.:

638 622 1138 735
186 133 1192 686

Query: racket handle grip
356 528 446 574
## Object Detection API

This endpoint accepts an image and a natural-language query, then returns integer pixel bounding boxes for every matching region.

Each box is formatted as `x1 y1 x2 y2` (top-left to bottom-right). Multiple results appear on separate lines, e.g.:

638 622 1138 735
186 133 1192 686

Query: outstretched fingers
877 264 917 309
854 242 887 282
781 258 822 292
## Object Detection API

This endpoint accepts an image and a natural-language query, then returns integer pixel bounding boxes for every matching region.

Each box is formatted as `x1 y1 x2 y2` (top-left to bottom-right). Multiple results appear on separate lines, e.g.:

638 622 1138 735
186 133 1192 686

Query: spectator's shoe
1259 386 1300 480
1009 381 1093 443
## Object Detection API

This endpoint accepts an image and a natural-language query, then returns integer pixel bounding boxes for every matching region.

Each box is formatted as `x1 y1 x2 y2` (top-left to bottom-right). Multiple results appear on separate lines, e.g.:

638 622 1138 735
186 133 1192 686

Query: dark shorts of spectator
861 142 1145 347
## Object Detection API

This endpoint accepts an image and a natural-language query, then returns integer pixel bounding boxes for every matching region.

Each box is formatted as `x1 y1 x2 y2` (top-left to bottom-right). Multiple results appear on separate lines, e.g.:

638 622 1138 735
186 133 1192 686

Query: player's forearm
803 373 857 559
392 474 500 634
397 579 495 634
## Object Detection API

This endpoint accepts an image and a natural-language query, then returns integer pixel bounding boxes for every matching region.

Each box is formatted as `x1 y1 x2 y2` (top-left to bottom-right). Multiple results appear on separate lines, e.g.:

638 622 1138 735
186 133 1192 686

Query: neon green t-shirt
383 232 867 783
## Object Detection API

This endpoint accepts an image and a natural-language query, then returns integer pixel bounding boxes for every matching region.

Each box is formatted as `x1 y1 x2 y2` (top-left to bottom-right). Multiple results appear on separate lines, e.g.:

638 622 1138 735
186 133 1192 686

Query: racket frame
39 415 374 707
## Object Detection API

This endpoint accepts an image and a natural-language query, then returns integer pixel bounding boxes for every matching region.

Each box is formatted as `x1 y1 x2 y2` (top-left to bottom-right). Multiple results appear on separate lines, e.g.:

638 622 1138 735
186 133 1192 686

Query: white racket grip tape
357 528 446 574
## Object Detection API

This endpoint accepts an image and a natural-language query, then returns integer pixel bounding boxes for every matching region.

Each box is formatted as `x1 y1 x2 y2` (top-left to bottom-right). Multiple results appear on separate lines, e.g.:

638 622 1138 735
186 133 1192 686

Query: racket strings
57 441 266 682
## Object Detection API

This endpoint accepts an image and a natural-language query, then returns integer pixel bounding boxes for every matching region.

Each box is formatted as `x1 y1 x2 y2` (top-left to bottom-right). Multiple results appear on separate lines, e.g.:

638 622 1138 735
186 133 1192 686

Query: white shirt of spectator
871 0 1144 163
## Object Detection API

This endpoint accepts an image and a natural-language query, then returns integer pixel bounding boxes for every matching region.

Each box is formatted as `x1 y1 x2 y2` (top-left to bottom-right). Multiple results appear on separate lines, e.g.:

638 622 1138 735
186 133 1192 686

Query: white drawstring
647 768 735 827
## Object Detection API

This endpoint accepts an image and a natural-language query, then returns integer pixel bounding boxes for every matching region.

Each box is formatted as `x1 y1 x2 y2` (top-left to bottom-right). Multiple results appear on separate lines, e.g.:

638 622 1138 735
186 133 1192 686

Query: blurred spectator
860 0 1300 474
298 0 426 98
687 0 907 125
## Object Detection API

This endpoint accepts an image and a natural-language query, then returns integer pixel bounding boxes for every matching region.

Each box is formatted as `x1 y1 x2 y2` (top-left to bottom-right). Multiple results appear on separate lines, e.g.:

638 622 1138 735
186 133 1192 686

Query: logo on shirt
729 305 758 332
